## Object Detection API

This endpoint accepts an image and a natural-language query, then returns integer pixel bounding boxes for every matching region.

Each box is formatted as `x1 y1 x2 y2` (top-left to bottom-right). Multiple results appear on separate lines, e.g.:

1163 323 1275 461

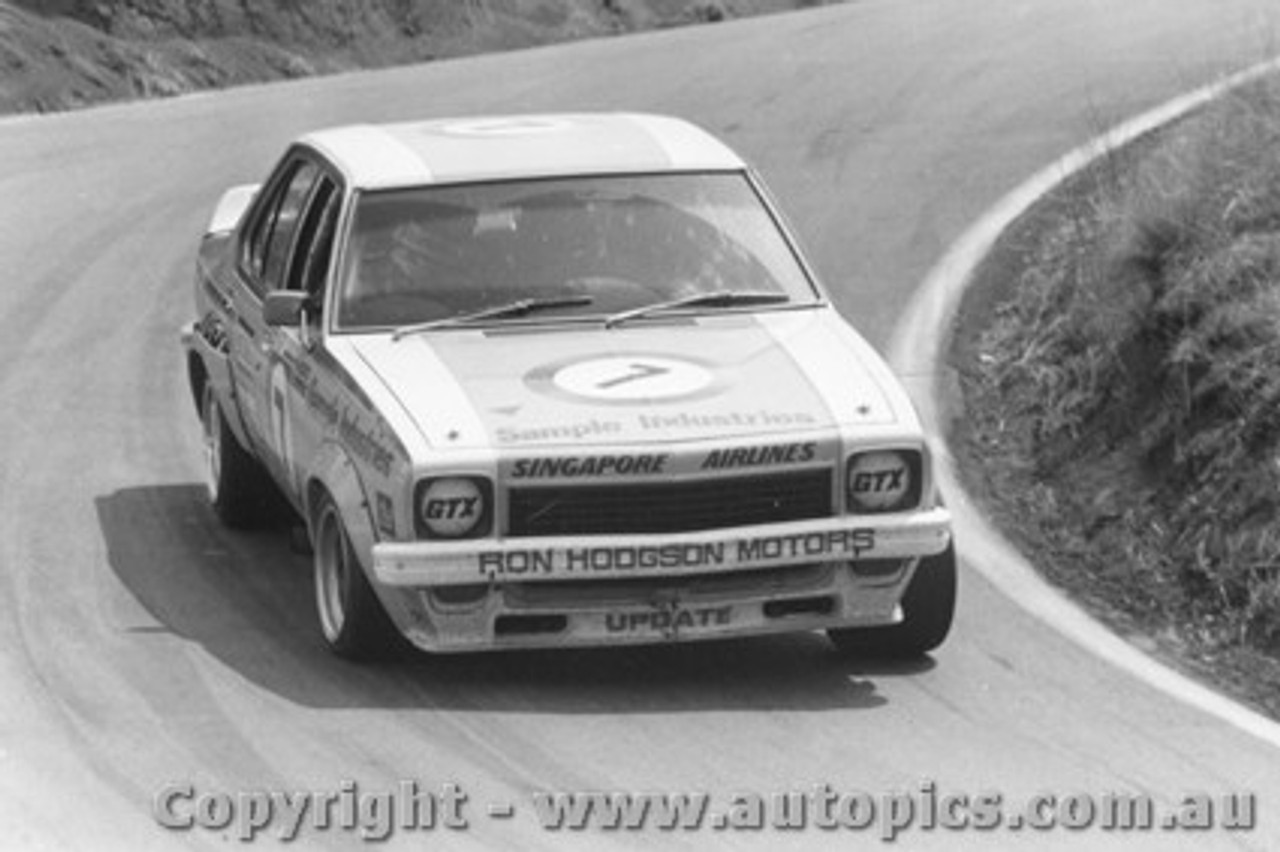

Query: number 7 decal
596 361 671 390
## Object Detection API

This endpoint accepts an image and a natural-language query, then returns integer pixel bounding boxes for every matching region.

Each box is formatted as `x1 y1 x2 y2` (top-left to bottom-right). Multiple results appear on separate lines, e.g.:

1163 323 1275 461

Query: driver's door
265 174 343 501
228 154 322 487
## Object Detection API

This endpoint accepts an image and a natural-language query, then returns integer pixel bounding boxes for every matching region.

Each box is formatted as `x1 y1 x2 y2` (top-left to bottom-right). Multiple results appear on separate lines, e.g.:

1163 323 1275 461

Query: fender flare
305 442 416 631
306 441 377 557
183 322 256 454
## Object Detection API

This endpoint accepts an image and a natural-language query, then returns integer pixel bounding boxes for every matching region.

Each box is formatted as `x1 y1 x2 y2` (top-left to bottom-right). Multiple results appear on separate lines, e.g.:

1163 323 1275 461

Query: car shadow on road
97 484 936 715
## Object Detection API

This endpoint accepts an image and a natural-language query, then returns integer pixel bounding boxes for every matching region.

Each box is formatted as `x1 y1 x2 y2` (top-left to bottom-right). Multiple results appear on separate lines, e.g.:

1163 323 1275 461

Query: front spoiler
397 559 925 653
372 509 951 587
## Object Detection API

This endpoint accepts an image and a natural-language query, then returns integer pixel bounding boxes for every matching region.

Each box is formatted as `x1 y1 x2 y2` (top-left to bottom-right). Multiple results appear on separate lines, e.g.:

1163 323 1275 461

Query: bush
977 78 1280 650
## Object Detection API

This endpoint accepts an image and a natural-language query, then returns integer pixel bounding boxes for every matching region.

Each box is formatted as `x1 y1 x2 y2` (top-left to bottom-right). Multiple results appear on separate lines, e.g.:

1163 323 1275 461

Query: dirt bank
0 0 836 113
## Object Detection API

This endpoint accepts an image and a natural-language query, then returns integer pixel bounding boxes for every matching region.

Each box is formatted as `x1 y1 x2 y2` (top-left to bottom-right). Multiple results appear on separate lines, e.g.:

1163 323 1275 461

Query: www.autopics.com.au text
152 779 1258 842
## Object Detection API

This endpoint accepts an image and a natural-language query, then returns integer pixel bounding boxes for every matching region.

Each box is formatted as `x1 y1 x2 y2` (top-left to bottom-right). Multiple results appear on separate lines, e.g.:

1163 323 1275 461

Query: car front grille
506 469 834 537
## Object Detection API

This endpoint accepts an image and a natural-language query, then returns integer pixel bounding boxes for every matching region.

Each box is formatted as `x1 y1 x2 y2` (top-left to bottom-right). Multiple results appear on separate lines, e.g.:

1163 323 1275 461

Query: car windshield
334 172 819 331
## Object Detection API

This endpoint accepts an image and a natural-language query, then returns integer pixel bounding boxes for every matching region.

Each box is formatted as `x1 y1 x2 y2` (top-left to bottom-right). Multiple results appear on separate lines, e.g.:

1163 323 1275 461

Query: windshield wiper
392 295 593 340
604 290 789 329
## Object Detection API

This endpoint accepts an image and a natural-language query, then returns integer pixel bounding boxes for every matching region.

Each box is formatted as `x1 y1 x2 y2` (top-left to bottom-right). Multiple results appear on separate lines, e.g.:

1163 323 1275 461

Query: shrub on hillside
979 79 1280 650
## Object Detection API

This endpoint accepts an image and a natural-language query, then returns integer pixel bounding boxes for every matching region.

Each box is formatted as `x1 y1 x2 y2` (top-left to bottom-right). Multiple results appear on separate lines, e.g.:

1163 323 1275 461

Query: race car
181 112 955 660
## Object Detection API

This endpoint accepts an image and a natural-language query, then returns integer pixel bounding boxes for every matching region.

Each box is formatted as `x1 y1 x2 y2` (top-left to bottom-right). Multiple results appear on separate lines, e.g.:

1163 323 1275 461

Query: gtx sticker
526 353 726 406
848 452 912 510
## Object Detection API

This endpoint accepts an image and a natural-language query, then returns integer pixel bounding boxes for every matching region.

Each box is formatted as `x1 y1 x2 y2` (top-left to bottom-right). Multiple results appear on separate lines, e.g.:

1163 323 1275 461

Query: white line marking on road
890 56 1280 750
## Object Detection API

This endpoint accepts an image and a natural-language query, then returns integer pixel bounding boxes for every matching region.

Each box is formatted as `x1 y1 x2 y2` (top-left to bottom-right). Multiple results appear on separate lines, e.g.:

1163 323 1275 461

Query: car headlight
846 450 922 513
415 477 493 539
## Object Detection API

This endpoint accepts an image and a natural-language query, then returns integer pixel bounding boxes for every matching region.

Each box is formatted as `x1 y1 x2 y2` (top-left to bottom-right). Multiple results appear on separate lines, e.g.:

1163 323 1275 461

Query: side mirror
263 291 311 327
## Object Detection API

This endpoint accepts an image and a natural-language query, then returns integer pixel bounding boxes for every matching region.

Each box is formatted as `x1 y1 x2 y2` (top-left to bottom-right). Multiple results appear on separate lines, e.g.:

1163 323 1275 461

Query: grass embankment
950 77 1280 717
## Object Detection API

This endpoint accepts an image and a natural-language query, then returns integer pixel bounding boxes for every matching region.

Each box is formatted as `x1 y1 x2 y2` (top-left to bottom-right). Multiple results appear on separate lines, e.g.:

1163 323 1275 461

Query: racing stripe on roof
625 114 744 170
302 114 744 189
382 115 679 184
305 125 433 189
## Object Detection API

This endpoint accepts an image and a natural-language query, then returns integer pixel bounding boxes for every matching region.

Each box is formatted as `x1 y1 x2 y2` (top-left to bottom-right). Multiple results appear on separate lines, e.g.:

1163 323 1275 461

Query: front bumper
374 508 950 586
371 510 951 652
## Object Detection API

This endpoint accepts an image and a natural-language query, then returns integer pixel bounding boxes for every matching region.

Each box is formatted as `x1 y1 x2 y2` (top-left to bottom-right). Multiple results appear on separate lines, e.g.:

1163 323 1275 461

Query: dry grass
968 77 1280 663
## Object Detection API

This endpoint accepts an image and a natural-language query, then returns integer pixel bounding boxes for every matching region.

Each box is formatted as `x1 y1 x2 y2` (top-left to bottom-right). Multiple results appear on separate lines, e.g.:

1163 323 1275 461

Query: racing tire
827 542 957 659
312 492 400 661
201 383 284 529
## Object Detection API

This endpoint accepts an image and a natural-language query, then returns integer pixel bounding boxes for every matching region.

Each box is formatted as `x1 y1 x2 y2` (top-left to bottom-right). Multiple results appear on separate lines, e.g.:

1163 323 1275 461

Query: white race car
181 113 955 659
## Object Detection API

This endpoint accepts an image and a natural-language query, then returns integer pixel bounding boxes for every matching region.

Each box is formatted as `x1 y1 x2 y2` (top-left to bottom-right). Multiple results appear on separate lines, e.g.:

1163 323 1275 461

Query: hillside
0 0 833 113
950 78 1280 717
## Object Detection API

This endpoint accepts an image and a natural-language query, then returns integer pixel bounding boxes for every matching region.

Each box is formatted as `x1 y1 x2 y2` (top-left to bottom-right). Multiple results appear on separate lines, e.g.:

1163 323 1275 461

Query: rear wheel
312 492 399 660
201 382 281 529
828 542 957 658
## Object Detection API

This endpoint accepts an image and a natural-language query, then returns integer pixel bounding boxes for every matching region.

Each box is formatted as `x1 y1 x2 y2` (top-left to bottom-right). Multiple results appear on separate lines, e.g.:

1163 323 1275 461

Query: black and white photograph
0 0 1277 848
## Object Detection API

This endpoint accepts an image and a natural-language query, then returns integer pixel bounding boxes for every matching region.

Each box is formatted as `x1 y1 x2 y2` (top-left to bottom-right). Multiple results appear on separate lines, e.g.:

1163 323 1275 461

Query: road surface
2 0 1278 848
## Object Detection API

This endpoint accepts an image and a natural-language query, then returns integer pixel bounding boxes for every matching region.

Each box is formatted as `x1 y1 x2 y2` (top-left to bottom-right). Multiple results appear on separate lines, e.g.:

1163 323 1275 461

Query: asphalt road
3 1 1280 849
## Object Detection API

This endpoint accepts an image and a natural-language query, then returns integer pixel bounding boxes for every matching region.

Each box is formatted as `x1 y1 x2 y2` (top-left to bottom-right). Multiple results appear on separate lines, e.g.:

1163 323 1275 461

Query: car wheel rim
201 386 221 504
315 505 348 643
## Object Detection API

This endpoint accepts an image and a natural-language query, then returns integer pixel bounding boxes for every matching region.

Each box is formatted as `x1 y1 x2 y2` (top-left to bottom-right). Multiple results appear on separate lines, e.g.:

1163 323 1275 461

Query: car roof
299 113 746 190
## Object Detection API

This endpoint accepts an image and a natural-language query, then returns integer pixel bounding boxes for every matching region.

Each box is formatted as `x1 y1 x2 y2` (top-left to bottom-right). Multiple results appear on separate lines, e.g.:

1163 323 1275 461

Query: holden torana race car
181 112 955 660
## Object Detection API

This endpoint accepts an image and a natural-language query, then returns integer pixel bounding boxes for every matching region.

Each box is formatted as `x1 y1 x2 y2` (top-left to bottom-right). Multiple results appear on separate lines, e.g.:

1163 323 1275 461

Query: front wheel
312 492 400 660
828 542 957 659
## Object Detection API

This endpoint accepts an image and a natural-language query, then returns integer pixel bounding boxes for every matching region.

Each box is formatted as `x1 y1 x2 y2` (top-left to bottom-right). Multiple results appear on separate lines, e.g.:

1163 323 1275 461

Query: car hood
342 308 916 451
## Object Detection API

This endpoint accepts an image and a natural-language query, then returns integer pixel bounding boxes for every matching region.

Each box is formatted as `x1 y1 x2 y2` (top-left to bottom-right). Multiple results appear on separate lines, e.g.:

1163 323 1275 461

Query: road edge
888 57 1280 750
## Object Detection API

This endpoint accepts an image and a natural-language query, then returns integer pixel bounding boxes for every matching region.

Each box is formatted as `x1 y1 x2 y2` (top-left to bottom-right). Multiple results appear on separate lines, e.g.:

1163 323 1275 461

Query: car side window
260 160 321 292
243 184 275 281
240 157 321 297
287 176 341 301
244 163 297 285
